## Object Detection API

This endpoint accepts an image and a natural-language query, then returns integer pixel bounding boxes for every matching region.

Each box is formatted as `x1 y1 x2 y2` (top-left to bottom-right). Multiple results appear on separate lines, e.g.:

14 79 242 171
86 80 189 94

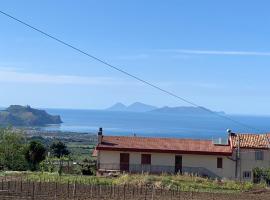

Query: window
217 157 223 169
141 154 151 165
243 171 251 179
255 151 264 160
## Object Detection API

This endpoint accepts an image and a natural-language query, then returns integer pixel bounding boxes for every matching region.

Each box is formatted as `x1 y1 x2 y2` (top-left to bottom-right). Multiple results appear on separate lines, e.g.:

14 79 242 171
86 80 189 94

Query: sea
43 109 270 140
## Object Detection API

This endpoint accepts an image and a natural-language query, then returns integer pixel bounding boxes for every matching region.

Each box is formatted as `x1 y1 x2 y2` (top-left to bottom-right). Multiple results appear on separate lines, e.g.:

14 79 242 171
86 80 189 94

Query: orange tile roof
231 134 270 149
266 133 270 144
96 136 232 156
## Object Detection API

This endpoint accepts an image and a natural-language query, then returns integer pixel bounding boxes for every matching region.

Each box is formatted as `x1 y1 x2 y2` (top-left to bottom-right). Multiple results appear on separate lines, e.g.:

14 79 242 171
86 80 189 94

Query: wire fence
0 177 267 200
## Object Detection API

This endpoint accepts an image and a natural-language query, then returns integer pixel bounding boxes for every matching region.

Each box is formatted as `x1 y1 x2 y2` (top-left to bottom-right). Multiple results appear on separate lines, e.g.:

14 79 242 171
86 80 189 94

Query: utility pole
237 135 241 181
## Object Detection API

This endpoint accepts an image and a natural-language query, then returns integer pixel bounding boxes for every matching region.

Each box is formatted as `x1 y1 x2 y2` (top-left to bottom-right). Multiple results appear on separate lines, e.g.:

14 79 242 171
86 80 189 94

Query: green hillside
0 105 62 126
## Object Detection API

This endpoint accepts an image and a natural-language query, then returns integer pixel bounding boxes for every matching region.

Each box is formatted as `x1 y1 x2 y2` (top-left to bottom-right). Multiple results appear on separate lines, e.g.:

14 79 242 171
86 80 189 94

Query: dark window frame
255 150 264 161
141 154 151 165
243 171 251 179
217 157 223 169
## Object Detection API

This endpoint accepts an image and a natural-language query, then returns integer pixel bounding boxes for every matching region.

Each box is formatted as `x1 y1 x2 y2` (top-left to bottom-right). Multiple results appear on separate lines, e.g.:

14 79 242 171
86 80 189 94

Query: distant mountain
106 103 127 111
106 103 225 115
127 102 157 112
106 102 157 112
150 106 225 115
0 105 62 126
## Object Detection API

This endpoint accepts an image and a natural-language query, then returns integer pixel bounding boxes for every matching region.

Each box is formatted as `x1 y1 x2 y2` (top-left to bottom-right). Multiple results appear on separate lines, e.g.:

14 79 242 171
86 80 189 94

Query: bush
80 159 96 175
253 167 264 183
253 167 270 185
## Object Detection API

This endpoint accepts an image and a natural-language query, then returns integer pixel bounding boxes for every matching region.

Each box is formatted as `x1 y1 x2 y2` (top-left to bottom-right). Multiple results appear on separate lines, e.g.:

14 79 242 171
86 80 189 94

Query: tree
25 141 47 171
0 128 28 170
50 141 70 158
50 141 70 175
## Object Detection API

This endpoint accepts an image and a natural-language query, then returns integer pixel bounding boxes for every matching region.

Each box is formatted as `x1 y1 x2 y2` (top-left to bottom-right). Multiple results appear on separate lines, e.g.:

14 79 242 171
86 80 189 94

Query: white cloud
0 68 131 86
158 49 270 56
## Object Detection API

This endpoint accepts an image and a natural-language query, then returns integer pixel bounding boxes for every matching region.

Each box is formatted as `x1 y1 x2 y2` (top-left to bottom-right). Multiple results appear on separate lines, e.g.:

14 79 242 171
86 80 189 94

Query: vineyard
0 176 269 200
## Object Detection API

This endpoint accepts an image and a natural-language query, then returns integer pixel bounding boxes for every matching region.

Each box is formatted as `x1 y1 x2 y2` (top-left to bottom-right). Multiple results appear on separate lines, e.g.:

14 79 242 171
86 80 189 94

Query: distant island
106 102 225 115
107 102 158 112
149 106 225 115
0 105 62 126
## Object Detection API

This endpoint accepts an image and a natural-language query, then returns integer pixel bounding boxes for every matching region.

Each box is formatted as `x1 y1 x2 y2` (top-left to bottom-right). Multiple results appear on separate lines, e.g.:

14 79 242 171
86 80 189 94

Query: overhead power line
0 10 262 133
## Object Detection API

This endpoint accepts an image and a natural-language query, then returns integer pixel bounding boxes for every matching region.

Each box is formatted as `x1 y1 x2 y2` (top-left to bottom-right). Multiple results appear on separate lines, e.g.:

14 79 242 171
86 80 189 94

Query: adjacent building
93 128 270 181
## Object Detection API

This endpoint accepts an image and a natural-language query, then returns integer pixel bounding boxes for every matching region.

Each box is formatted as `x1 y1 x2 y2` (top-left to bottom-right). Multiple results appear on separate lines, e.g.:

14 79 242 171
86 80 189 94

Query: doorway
175 155 182 174
120 153 130 172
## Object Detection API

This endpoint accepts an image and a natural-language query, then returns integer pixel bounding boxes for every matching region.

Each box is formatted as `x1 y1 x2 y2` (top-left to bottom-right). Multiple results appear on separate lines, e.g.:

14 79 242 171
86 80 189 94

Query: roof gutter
96 146 233 156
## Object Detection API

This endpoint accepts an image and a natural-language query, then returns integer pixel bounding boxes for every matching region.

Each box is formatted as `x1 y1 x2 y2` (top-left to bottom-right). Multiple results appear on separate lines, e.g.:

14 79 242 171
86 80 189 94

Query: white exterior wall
98 150 235 179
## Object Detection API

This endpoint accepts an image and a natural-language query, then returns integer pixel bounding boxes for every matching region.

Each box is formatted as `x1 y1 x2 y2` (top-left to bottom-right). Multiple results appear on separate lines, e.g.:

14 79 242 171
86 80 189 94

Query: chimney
227 129 236 137
227 129 236 146
98 127 103 144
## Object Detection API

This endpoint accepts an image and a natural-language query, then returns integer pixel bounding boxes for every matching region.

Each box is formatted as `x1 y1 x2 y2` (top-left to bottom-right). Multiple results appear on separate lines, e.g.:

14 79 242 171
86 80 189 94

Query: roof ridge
103 135 213 142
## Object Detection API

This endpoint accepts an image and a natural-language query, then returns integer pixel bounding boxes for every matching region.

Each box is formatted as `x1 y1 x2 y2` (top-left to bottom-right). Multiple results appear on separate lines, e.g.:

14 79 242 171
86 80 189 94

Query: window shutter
141 154 151 165
217 157 223 168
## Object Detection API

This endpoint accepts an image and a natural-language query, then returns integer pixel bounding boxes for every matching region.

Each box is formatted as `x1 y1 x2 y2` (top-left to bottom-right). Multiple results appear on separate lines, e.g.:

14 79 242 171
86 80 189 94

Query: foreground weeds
0 171 265 193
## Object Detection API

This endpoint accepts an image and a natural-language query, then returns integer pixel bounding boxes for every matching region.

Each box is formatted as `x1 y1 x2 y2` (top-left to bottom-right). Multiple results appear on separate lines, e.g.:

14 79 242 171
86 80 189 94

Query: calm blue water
43 109 270 139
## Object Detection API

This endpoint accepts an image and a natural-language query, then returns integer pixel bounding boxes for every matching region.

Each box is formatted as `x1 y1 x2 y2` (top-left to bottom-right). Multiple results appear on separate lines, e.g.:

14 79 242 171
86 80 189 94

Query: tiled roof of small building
96 136 233 156
231 134 270 149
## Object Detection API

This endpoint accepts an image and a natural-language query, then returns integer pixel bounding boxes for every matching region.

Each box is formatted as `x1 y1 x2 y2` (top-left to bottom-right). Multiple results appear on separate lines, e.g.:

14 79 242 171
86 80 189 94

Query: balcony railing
98 163 220 178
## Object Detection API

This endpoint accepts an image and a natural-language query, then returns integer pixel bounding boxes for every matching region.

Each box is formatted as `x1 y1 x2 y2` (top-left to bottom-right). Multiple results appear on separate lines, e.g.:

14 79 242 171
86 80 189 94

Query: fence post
151 185 155 200
99 184 102 200
27 179 30 196
54 181 57 200
144 185 147 200
7 181 10 192
73 181 77 199
14 180 16 192
39 179 41 194
109 184 112 198
90 184 93 198
132 185 135 197
123 184 126 200
32 182 35 200
20 178 23 193
67 180 70 198
117 185 120 198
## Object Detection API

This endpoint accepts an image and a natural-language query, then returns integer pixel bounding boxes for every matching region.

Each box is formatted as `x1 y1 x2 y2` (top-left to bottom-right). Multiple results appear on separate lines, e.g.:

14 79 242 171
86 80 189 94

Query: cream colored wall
235 149 270 181
182 154 235 179
99 151 175 166
98 150 235 179
99 151 120 164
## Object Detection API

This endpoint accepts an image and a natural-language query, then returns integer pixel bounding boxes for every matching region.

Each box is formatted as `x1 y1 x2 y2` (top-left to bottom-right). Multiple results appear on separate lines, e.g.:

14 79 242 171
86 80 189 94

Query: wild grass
0 171 264 193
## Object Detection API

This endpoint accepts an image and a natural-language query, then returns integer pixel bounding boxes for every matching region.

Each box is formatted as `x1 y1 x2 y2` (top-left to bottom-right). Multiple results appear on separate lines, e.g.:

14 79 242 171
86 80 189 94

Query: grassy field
0 171 264 193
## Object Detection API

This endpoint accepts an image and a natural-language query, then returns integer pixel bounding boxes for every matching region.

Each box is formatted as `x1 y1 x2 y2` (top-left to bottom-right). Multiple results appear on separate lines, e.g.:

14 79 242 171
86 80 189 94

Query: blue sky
1 0 270 115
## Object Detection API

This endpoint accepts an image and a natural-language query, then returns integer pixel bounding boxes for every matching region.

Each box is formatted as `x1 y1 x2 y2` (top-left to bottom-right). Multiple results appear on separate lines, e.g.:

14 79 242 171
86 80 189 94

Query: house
93 128 270 181
230 133 270 181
